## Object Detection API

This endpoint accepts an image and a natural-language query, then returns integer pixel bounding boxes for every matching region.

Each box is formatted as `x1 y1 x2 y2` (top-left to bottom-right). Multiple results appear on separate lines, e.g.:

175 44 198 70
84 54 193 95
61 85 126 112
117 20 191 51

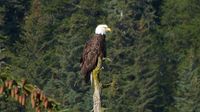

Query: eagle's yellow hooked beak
106 27 112 32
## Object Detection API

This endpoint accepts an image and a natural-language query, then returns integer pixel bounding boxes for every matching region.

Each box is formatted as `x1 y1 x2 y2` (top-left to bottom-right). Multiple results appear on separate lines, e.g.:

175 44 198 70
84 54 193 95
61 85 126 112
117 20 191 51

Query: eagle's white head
95 24 111 35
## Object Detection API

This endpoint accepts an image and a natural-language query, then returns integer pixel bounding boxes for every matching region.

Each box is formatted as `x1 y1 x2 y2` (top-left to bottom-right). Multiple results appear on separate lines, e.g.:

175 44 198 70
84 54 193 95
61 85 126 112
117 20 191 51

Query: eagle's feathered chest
88 35 105 55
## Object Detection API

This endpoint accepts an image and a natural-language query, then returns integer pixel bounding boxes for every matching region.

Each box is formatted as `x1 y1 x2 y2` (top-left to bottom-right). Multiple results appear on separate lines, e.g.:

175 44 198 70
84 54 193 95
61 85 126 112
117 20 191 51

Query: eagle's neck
95 34 106 38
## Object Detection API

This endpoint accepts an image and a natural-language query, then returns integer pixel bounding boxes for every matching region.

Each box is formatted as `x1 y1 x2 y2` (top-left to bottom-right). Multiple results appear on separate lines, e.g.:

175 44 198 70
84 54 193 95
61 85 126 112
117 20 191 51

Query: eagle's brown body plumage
80 34 106 83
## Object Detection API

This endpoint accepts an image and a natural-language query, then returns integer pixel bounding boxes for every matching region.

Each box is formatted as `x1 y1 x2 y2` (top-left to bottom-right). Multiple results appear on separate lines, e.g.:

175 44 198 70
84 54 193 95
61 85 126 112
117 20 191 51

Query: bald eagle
80 24 111 83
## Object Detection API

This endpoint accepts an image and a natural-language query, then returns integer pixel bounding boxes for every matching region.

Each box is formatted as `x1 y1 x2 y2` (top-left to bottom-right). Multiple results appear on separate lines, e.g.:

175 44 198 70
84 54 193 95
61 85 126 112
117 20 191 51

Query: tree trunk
92 57 102 112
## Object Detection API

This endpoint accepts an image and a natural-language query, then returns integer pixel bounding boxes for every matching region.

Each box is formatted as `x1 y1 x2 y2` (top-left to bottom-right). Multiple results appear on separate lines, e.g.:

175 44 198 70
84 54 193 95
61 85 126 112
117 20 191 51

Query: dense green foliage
0 0 200 112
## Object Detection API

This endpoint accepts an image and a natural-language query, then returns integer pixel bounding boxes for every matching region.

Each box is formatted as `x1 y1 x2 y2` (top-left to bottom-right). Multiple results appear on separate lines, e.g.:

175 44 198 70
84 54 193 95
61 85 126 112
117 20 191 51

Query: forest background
0 0 200 112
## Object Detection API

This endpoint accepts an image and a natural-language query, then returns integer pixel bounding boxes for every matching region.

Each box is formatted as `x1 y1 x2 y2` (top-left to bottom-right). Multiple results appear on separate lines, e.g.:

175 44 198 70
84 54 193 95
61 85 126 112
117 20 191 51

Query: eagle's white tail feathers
90 73 93 86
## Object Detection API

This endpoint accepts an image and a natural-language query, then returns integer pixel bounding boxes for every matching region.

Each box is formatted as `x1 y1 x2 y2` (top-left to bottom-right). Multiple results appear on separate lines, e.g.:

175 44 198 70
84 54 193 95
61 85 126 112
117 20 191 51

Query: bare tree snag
92 57 102 112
